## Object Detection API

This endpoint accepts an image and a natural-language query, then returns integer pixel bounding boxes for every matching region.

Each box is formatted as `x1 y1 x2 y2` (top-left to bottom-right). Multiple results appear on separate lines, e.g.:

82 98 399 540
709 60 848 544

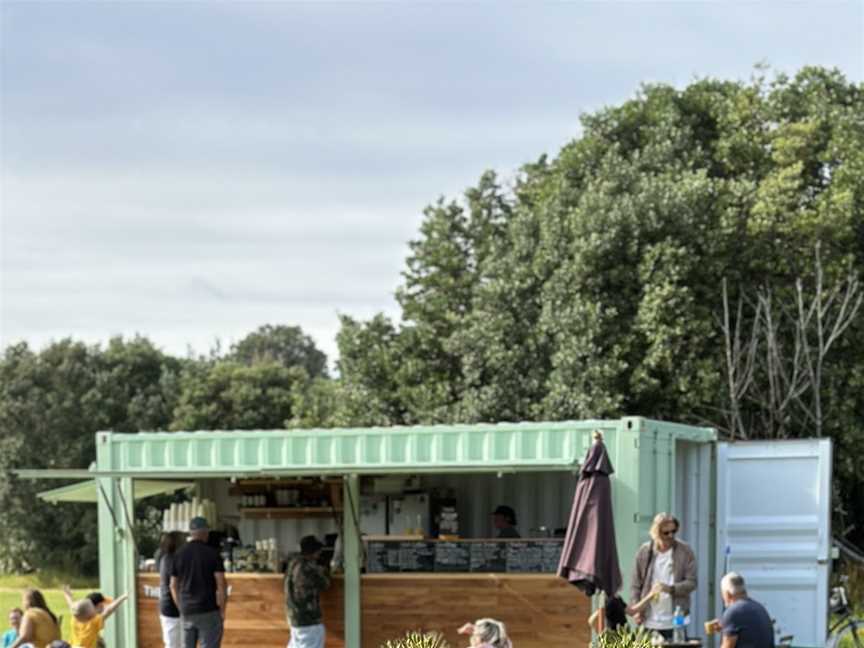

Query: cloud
2 1 862 365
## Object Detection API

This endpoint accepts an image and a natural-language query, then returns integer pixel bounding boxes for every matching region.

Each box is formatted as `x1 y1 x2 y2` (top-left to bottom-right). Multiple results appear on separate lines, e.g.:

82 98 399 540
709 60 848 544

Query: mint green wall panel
148 441 167 467
170 439 189 467
423 434 439 462
467 432 485 460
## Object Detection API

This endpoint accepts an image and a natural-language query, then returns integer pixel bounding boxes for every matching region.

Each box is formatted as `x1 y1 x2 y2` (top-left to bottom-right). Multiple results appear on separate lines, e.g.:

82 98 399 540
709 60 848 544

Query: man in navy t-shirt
170 517 227 648
708 572 775 648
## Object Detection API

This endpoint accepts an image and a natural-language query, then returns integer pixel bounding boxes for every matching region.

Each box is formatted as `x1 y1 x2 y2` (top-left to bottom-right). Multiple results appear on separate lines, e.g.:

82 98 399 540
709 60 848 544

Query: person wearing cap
170 517 227 648
284 535 331 648
491 506 520 539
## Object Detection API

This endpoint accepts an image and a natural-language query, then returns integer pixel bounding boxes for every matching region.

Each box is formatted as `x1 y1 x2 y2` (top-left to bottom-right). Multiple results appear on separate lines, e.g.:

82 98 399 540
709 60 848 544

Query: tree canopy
0 328 325 573
229 325 328 378
322 66 864 540
333 67 863 425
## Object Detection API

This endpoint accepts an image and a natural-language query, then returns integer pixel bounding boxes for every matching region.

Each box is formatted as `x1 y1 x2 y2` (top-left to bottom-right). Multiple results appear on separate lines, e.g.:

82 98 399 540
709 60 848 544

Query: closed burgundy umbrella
557 431 622 599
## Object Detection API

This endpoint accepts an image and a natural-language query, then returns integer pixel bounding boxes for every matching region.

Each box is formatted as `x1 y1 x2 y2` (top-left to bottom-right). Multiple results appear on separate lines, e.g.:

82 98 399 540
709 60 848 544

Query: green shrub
380 631 451 648
593 627 654 648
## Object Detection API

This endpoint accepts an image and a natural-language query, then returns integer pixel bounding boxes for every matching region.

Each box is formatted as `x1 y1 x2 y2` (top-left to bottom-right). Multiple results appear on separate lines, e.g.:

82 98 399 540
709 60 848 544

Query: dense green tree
334 67 864 543
170 361 302 431
229 324 328 378
0 337 179 574
390 172 513 422
0 326 328 573
287 369 340 429
331 315 407 426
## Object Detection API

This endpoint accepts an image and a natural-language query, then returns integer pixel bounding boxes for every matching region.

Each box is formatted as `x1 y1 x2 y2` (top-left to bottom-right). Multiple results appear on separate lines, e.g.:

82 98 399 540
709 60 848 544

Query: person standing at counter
170 517 227 648
159 532 185 648
627 512 697 639
285 535 331 648
491 506 520 539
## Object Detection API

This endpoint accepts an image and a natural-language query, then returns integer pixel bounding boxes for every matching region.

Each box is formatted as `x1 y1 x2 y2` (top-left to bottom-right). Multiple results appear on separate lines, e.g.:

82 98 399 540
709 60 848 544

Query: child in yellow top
62 586 128 648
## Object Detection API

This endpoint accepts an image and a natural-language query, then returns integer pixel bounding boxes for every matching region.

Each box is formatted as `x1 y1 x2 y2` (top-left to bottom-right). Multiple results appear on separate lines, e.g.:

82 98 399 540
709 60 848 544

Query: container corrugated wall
97 421 624 475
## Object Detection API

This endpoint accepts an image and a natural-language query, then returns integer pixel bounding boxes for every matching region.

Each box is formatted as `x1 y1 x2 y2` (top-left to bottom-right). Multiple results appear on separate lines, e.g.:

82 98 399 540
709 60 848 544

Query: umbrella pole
588 590 607 636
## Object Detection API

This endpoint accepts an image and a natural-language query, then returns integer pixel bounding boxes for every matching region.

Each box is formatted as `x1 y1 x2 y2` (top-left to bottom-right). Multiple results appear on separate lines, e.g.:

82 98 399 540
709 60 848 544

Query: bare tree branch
716 242 861 441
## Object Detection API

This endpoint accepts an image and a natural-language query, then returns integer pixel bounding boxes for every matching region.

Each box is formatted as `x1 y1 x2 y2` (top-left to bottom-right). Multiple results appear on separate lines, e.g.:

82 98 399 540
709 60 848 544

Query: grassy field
0 571 98 590
0 573 99 641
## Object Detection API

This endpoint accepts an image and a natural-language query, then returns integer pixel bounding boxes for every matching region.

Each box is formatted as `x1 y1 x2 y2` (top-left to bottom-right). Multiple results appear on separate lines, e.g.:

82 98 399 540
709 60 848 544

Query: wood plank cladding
137 573 344 648
360 574 591 648
137 572 589 648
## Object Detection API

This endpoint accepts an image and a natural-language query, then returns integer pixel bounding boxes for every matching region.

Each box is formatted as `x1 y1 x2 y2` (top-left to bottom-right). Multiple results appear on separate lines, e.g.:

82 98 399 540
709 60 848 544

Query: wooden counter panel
360 575 591 648
138 573 589 648
137 574 344 648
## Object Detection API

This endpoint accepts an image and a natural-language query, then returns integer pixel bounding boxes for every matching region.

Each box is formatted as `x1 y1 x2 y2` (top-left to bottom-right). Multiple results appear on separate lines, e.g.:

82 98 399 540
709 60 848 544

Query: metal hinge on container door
634 437 639 449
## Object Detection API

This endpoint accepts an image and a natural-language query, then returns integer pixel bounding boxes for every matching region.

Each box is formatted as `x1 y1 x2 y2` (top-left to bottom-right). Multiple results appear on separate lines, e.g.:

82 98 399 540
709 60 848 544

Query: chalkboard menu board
506 541 544 573
470 542 507 572
367 541 435 572
365 539 563 573
366 541 394 572
434 542 471 572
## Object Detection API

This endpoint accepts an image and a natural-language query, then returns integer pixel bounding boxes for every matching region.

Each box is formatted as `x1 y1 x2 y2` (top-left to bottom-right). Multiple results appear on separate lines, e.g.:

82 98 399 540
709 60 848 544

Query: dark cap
491 505 517 524
189 516 209 531
300 535 324 555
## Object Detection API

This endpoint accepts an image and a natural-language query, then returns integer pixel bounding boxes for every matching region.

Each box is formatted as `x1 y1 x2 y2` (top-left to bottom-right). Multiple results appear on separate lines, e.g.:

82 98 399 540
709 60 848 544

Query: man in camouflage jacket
285 536 331 648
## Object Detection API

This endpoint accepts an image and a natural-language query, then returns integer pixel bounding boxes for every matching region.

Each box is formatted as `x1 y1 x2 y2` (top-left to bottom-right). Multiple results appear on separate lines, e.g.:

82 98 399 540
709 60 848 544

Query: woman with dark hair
159 531 185 648
9 589 60 648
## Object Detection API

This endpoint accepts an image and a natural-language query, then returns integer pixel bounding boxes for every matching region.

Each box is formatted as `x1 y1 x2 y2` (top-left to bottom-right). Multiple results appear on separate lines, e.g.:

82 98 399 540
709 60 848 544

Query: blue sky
1 1 862 365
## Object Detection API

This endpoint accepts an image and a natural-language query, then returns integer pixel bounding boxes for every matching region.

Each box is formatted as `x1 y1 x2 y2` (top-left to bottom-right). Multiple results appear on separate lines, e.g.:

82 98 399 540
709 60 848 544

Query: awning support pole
343 474 362 648
119 477 138 648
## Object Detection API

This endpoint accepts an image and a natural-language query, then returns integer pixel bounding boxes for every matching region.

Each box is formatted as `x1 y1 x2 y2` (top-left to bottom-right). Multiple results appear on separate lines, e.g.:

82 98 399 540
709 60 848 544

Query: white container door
716 439 832 646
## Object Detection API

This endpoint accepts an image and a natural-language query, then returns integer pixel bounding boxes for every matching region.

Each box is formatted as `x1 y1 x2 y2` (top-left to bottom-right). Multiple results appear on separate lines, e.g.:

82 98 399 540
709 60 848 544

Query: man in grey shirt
708 572 775 648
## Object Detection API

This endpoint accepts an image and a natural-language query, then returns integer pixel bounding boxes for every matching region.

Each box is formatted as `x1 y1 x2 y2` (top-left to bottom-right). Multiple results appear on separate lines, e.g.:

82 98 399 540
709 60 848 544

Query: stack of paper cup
161 498 219 532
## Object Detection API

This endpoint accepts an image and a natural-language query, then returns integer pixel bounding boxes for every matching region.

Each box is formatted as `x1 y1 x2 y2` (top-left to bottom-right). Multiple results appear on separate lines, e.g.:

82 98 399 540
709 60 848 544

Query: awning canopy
38 479 193 504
